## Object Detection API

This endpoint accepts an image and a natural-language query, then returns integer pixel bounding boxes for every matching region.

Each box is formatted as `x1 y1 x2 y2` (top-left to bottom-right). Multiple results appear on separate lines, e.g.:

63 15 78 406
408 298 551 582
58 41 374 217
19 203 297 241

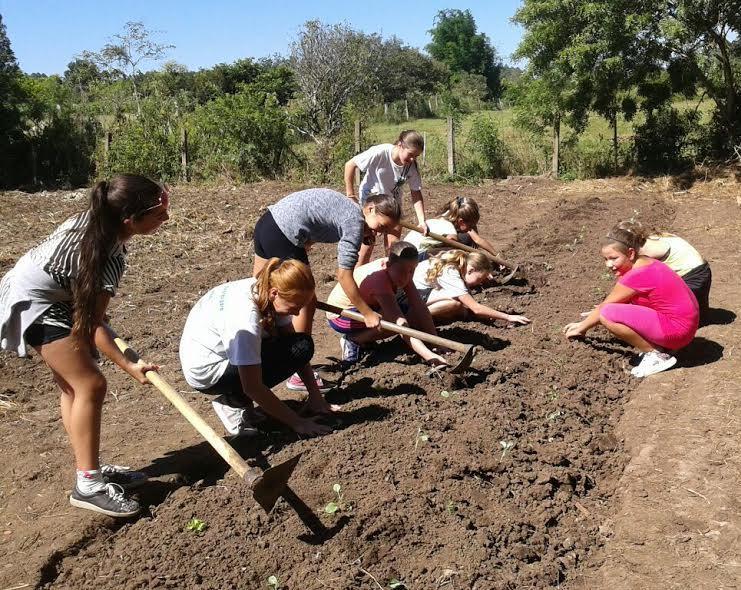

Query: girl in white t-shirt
404 196 501 263
179 259 333 439
414 250 531 325
344 130 428 265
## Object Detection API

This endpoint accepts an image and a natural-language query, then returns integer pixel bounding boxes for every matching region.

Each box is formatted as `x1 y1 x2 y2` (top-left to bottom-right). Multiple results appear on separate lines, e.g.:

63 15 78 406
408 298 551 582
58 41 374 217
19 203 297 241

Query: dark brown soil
0 176 730 589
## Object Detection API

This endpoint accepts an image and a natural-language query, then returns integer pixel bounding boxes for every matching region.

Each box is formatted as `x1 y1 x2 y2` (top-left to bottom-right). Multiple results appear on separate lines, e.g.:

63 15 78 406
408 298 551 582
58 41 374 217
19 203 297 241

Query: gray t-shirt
268 188 365 270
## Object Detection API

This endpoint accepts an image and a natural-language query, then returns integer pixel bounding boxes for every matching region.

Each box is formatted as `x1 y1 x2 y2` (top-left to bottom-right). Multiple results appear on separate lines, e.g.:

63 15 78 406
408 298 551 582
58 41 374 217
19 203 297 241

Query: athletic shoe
70 483 140 518
631 351 677 378
629 352 645 367
285 371 332 393
339 336 361 363
211 394 259 437
101 463 148 489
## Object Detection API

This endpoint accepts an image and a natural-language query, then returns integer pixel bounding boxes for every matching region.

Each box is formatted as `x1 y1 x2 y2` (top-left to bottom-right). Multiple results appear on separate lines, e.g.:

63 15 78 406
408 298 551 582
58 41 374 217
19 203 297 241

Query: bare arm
92 293 158 384
337 268 381 328
375 292 443 363
344 160 359 200
564 282 636 337
410 189 426 226
455 292 531 324
467 229 499 259
238 365 330 435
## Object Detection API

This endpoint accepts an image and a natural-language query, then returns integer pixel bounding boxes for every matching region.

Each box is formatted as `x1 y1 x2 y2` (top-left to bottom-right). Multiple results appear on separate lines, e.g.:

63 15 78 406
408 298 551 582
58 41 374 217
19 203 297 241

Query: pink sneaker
285 371 332 393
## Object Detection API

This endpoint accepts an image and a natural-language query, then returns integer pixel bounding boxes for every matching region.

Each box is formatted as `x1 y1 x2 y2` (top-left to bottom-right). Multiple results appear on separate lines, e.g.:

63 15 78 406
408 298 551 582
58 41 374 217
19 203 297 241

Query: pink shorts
600 303 694 350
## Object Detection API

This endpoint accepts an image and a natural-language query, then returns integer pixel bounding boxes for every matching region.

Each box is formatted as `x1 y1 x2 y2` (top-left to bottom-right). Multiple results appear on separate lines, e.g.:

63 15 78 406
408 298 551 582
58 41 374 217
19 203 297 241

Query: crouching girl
179 259 333 437
413 250 531 325
563 226 699 378
324 241 447 366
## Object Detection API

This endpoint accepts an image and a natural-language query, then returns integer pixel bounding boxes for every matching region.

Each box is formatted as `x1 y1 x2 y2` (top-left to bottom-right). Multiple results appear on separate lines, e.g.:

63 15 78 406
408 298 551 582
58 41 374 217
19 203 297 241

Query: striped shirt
29 211 127 295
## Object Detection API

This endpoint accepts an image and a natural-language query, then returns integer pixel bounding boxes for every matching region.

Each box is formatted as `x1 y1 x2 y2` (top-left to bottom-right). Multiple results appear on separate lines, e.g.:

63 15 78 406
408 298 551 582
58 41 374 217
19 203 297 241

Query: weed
414 427 430 450
324 483 350 514
500 440 515 459
547 410 562 422
267 575 280 589
446 500 458 515
186 518 207 534
389 578 407 589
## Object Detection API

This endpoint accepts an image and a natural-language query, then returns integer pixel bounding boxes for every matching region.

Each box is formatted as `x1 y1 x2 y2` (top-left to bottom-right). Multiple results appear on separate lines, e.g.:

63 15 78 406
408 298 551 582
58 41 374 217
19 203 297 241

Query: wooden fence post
354 119 361 187
181 128 189 182
447 116 455 175
422 132 427 166
104 131 112 164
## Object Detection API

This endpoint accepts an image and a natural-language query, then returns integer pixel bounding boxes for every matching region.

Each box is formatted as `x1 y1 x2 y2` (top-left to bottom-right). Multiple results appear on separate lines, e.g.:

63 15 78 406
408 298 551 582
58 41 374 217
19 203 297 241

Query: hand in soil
293 417 332 437
426 353 449 368
507 314 532 325
300 397 341 417
563 322 587 338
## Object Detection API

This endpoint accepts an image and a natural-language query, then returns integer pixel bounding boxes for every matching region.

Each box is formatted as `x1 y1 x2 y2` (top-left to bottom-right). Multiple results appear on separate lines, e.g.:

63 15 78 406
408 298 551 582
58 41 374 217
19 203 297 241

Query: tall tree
0 14 25 187
427 9 501 97
80 21 173 116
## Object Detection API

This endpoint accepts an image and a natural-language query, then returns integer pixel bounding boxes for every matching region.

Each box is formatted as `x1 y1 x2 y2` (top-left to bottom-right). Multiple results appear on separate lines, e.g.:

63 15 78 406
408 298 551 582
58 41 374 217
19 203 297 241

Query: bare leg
599 316 655 353
252 254 268 277
427 299 466 321
35 337 107 471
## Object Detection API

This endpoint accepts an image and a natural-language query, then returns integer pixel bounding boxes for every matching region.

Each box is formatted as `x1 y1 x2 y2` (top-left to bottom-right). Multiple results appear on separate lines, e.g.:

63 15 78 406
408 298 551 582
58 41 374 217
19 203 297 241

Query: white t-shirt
413 259 469 303
404 218 457 251
353 144 422 203
179 278 292 390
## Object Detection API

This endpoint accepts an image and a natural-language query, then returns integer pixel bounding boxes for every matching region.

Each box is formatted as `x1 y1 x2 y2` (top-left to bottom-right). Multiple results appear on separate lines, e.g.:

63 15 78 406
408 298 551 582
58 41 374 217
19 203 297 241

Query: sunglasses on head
140 185 170 214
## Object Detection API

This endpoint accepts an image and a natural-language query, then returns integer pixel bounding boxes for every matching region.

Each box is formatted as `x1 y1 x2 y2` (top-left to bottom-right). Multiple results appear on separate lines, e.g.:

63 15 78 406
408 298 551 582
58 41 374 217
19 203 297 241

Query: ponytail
438 196 481 227
253 258 315 334
72 174 163 341
604 220 650 253
425 249 491 286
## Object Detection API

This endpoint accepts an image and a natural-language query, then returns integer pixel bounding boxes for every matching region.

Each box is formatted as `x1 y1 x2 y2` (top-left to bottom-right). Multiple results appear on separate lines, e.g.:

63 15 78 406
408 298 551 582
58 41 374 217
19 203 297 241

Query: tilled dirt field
0 176 733 589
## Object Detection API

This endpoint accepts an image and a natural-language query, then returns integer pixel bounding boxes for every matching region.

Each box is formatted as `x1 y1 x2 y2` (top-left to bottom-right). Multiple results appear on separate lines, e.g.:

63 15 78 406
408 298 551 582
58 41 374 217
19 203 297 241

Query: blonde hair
439 196 480 227
253 258 315 333
616 219 673 240
425 250 491 286
397 130 424 152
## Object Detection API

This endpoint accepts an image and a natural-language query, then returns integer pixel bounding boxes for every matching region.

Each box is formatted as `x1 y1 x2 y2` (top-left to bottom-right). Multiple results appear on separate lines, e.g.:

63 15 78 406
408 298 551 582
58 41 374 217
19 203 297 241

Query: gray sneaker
101 463 148 489
70 483 140 518
211 394 259 437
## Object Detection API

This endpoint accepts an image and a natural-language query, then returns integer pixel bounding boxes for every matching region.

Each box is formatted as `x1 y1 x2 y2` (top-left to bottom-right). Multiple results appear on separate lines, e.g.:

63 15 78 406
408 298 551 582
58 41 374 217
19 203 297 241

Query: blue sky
1 0 525 75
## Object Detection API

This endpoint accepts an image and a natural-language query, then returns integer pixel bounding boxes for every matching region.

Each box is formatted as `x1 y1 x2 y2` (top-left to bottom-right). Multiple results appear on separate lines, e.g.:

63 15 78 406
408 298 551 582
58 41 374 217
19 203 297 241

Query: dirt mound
1 180 678 588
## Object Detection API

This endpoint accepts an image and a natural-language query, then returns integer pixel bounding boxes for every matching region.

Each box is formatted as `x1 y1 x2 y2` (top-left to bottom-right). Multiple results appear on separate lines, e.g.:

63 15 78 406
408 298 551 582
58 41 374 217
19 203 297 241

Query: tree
80 21 174 116
289 20 383 167
376 37 449 104
0 13 25 187
427 9 501 97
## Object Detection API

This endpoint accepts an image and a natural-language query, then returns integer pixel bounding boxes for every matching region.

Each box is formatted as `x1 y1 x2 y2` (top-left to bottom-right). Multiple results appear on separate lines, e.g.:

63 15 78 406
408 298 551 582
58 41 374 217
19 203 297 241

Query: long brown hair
438 196 481 227
73 174 163 340
253 258 315 334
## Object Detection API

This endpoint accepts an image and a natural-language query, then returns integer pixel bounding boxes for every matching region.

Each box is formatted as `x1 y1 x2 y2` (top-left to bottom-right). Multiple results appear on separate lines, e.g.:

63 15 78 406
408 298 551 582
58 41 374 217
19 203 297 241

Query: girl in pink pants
563 225 699 377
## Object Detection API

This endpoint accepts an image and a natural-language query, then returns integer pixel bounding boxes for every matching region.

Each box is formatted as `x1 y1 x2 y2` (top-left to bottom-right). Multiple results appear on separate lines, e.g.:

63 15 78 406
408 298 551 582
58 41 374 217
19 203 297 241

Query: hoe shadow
702 308 736 327
437 325 510 352
676 337 724 368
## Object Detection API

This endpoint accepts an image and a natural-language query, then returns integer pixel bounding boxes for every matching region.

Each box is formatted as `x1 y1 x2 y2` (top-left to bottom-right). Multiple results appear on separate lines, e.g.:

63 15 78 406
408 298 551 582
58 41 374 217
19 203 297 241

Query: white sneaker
630 351 677 378
211 395 259 437
339 336 361 363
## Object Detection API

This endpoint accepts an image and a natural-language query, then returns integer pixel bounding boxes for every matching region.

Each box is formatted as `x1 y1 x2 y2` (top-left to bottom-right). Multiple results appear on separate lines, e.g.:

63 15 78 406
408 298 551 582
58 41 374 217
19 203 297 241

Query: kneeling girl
179 259 332 437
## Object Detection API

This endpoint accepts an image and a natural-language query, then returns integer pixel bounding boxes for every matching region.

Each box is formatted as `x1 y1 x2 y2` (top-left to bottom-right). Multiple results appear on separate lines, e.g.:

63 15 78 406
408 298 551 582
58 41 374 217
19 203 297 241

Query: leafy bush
188 86 291 182
634 107 697 174
464 112 509 178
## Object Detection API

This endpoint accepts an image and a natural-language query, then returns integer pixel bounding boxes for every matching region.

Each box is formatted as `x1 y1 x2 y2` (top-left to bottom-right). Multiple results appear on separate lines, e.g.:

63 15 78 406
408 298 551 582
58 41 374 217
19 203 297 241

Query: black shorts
253 210 309 264
24 323 71 347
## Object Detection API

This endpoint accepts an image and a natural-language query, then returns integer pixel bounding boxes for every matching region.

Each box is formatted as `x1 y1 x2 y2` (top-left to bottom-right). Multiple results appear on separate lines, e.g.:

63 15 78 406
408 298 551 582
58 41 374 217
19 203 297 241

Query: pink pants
600 303 693 350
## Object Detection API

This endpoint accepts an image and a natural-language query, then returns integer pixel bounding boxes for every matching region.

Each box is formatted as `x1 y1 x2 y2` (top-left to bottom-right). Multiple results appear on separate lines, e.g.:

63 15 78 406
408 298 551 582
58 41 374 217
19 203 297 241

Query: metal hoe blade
249 453 303 513
449 345 477 374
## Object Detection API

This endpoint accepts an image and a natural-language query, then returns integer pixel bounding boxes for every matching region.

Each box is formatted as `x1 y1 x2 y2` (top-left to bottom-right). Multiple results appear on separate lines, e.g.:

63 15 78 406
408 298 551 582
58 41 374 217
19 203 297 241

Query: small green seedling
446 500 458 515
186 517 207 534
325 483 347 514
267 575 280 589
500 440 515 459
414 427 430 450
389 579 407 589
440 390 451 398
547 410 562 422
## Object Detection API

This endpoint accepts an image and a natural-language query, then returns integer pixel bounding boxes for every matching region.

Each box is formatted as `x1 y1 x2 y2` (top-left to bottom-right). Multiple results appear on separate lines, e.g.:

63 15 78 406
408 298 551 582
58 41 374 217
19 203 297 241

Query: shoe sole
70 496 140 518
285 382 332 393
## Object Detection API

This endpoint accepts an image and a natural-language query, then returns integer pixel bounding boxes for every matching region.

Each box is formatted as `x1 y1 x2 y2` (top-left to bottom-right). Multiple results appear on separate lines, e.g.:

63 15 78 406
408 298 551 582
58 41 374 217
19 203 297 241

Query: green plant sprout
324 483 347 514
500 440 515 459
415 427 430 450
267 575 279 589
389 579 407 589
186 517 207 533
446 500 458 515
547 410 562 422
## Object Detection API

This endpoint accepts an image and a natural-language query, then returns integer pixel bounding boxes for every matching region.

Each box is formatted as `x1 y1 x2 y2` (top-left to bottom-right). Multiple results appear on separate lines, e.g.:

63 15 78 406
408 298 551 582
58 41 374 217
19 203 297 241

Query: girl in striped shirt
0 174 169 518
